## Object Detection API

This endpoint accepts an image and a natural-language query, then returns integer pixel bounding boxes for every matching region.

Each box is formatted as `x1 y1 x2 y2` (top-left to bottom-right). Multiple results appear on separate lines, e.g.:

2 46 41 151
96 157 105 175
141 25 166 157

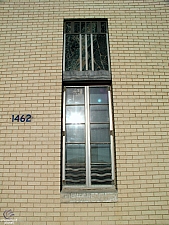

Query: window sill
60 187 118 203
63 70 111 81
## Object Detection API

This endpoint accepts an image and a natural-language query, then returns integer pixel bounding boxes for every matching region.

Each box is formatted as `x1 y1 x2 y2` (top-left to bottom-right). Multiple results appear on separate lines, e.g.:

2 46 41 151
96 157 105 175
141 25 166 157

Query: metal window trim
108 89 115 181
106 33 110 71
108 90 113 131
91 34 94 71
62 88 66 181
85 34 88 70
80 34 82 71
110 135 115 181
85 86 91 186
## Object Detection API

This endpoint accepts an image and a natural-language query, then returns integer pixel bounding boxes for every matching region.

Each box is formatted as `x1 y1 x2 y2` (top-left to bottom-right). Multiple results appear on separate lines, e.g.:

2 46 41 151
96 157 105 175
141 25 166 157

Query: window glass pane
74 22 80 33
66 144 85 163
90 124 110 143
92 22 97 33
90 87 108 104
66 106 85 123
66 124 85 143
93 34 108 71
86 22 91 33
91 144 111 163
66 87 84 105
65 34 80 71
101 22 107 33
90 105 109 123
81 22 85 33
66 22 71 33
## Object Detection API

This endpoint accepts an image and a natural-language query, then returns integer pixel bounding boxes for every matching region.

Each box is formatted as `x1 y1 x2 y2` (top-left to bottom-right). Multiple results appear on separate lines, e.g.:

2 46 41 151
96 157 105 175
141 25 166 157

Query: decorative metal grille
63 20 111 81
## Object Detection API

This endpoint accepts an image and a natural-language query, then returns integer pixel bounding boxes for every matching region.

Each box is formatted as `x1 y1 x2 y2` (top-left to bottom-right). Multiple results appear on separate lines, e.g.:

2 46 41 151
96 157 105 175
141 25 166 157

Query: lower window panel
65 164 86 185
91 163 112 185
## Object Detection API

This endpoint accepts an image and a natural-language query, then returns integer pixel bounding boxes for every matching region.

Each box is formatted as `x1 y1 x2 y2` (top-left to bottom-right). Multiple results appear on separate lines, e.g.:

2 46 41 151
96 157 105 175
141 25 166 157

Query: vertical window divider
91 34 94 71
80 34 82 71
85 86 91 186
85 34 88 71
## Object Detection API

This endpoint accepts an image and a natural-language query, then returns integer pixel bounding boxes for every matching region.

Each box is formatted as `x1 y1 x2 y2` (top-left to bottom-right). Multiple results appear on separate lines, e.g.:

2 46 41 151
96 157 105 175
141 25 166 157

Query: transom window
63 20 111 81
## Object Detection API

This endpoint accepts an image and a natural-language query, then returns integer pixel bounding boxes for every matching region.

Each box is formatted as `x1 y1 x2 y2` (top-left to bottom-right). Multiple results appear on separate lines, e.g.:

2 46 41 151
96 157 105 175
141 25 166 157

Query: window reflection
66 106 85 123
66 88 84 105
90 87 108 104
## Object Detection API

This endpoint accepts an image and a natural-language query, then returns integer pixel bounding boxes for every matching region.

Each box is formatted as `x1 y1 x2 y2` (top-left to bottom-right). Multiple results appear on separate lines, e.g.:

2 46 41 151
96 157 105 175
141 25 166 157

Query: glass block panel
65 34 80 71
65 163 86 185
66 87 85 105
90 124 110 143
66 124 85 143
66 106 85 123
66 22 71 33
91 163 112 185
66 144 85 163
91 144 111 163
90 87 108 104
74 22 80 33
101 22 107 33
93 34 108 71
90 105 109 123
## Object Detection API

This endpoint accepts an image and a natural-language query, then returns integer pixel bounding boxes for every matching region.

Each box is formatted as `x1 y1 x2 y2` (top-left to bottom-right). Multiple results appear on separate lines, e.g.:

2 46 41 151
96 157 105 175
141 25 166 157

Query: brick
0 0 169 225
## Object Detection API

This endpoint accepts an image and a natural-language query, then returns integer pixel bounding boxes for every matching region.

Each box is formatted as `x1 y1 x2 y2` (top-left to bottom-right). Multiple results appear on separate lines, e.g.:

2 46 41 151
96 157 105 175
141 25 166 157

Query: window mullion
85 86 91 186
85 34 88 71
91 34 94 71
80 34 82 71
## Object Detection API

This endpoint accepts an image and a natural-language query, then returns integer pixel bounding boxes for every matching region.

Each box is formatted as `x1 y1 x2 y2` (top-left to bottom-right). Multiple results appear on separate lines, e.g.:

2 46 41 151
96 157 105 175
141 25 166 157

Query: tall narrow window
62 86 114 186
62 19 115 189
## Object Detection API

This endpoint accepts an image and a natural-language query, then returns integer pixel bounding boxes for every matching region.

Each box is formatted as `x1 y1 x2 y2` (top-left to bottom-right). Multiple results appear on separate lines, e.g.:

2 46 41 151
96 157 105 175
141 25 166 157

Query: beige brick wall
0 0 169 224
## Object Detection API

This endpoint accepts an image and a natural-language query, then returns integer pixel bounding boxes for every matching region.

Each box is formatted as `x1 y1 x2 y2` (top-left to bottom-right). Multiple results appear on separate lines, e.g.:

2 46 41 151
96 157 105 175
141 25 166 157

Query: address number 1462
12 114 32 122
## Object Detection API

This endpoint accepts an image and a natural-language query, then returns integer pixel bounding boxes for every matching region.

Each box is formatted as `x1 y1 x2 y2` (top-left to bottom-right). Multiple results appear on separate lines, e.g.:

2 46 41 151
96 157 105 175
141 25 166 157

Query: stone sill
63 70 111 81
60 187 118 203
